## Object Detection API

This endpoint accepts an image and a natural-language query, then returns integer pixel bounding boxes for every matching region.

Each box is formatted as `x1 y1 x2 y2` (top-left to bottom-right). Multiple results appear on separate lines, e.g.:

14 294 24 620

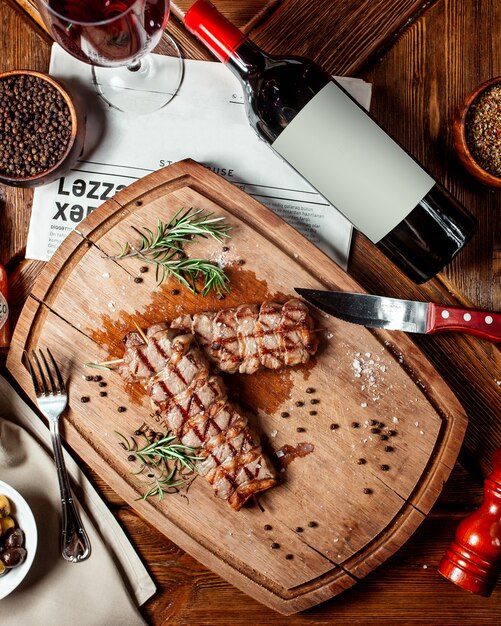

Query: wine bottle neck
185 0 266 76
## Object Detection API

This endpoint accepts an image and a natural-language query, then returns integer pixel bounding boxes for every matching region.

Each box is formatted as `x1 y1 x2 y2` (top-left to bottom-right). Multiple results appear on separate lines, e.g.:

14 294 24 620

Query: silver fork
24 348 91 563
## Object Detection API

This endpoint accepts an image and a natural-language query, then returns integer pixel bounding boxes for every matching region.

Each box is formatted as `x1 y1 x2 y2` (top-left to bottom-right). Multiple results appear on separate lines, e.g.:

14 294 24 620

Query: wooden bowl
0 70 85 188
453 77 501 188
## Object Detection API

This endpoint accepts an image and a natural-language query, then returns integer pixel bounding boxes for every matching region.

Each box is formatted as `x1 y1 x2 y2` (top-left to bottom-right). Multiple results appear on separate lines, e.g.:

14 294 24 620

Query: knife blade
294 289 501 342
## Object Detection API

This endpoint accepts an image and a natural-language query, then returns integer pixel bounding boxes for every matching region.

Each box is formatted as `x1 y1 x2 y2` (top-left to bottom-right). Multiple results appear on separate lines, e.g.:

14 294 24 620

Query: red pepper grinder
438 448 501 596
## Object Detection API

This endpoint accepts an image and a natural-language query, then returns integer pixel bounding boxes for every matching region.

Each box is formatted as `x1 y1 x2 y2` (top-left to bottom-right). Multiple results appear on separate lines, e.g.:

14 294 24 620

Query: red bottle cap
438 449 501 596
184 0 246 63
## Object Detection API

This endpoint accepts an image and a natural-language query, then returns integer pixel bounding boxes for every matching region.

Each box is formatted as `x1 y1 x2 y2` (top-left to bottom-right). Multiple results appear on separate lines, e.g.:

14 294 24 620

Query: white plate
0 480 38 600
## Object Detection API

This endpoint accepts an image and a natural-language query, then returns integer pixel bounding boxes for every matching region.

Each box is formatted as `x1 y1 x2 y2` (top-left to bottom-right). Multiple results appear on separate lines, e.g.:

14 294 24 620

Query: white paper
27 44 372 268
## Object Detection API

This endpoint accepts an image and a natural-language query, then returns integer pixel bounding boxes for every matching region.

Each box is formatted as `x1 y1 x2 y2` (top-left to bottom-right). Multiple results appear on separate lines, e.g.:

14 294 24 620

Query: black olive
1 547 27 568
4 527 24 548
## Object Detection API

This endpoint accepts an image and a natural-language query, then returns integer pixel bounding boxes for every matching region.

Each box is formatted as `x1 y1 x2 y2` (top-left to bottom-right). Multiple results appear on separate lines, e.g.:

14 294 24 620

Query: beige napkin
0 375 156 624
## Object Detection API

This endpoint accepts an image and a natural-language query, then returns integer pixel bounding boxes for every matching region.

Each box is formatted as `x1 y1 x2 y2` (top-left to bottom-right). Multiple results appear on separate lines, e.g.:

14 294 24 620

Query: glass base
91 34 184 114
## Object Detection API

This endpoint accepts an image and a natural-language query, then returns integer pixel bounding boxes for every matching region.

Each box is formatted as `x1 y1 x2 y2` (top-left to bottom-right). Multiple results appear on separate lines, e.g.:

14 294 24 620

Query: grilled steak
120 328 277 510
171 298 317 374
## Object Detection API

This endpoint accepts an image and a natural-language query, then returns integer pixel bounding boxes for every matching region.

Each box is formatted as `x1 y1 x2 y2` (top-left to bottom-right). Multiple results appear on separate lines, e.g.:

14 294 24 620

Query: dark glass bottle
185 0 477 283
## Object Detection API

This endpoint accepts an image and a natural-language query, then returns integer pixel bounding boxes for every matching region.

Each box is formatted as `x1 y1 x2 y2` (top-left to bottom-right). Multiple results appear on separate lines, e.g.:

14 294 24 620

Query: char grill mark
120 328 277 510
171 298 317 374
255 301 283 370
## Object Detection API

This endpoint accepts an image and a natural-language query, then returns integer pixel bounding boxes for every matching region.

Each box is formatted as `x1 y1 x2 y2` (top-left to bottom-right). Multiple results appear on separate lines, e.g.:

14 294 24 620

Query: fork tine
24 350 42 396
32 351 49 395
47 348 66 394
39 350 57 395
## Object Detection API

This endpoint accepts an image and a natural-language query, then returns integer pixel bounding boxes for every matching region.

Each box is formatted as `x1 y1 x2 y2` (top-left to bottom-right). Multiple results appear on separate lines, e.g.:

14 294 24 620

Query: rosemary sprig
117 430 200 501
110 208 232 296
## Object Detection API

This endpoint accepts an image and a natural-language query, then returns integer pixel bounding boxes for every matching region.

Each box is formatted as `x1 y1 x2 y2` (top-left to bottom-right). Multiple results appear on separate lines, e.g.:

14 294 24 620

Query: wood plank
114 462 500 624
6 159 466 613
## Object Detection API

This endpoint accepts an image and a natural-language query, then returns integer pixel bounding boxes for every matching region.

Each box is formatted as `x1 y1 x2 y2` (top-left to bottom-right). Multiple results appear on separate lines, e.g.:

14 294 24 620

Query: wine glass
35 0 183 114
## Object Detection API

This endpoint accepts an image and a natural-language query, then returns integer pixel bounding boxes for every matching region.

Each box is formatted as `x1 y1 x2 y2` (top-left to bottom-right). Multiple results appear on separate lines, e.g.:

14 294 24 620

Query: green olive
1 547 27 568
4 527 24 548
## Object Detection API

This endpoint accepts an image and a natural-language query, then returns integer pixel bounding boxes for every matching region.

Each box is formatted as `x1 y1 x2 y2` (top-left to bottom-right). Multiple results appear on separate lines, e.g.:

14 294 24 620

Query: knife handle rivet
441 310 450 319
485 315 493 325
463 313 472 321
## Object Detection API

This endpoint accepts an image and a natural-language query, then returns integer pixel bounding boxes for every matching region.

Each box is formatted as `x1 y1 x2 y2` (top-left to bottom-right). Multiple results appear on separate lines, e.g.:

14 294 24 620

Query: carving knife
294 289 501 342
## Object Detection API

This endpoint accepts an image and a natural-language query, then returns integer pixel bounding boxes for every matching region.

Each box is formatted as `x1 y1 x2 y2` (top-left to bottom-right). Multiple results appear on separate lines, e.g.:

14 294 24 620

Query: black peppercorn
380 464 390 471
357 458 366 465
217 294 226 300
310 398 319 404
363 488 372 494
127 455 135 462
370 427 380 434
296 427 306 433
117 406 126 413
134 429 142 436
388 430 397 437
238 259 245 266
0 74 72 179
80 396 89 403
264 524 272 531
285 554 294 560
305 387 315 394
271 542 280 549
139 266 148 273
351 422 360 429
134 276 143 283
309 410 317 416
99 391 107 397
308 521 318 528
385 446 394 452
295 527 303 533
93 375 102 382
280 411 290 418
222 246 230 252
84 375 93 381
295 400 304 407
171 289 180 295
99 381 107 387
330 423 339 430
380 434 388 441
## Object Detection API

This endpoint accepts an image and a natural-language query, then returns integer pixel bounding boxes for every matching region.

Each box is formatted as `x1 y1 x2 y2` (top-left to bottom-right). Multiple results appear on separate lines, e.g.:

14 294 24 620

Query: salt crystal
293 253 299 258
422 564 428 569
276 450 285 458
361 402 368 408
415 421 419 427
326 332 333 339
420 430 425 435
102 272 110 279
496 380 501 386
108 301 115 310
355 352 361 357
365 352 371 358
333 538 339 543
352 359 362 371
271 430 278 438
392 416 399 424
380 365 386 372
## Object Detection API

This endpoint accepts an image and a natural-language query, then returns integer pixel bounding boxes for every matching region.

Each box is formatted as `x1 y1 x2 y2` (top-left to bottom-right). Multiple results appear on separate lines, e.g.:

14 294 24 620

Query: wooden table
1 0 499 622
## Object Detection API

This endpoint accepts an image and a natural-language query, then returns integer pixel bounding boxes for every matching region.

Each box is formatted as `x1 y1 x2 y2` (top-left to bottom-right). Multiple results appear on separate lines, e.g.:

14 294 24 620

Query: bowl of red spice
0 70 85 188
453 77 501 188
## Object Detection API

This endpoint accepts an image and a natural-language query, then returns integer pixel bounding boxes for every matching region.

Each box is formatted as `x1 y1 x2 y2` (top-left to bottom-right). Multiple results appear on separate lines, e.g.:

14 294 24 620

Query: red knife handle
427 304 501 342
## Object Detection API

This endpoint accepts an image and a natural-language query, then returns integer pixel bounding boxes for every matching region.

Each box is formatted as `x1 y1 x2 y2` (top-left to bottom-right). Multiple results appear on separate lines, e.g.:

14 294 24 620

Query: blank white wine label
272 81 435 243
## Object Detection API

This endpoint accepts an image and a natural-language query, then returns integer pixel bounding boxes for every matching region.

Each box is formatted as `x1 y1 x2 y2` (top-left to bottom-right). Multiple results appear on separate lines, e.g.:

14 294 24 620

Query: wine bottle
184 0 477 283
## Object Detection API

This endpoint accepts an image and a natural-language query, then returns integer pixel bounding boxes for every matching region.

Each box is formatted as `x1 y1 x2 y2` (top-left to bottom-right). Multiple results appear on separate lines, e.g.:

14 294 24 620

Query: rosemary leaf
117 429 200 501
108 207 232 296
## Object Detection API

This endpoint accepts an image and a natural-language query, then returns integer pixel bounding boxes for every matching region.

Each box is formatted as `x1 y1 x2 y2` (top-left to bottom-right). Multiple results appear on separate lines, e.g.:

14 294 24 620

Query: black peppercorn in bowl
0 70 85 188
453 76 501 188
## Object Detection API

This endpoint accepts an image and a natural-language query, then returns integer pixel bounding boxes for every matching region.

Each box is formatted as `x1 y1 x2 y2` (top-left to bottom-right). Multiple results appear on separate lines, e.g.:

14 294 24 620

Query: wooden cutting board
7 159 467 615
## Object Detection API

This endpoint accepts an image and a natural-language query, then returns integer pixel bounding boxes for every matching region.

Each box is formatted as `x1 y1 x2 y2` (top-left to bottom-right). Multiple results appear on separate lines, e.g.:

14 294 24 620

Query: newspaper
26 44 372 268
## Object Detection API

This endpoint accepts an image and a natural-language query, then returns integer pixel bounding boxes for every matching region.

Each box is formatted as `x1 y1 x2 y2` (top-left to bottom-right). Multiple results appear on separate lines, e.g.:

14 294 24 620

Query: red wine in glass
37 0 183 112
